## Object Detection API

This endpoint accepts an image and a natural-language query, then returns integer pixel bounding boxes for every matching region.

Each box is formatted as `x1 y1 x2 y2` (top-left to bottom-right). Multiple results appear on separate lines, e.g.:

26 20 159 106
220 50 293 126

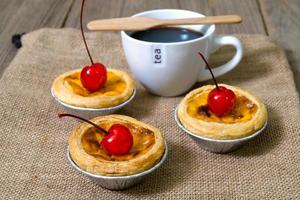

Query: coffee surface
130 28 203 43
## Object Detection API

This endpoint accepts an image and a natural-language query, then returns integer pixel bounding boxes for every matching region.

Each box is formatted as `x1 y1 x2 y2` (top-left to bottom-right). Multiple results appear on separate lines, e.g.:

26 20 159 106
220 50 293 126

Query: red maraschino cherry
208 86 236 116
198 52 236 116
81 63 107 92
101 124 133 156
58 113 133 156
79 0 107 92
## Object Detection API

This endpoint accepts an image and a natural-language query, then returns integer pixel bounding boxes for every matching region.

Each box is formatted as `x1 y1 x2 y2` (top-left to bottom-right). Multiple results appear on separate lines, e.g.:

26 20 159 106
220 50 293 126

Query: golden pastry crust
178 84 267 140
52 68 134 108
68 115 165 176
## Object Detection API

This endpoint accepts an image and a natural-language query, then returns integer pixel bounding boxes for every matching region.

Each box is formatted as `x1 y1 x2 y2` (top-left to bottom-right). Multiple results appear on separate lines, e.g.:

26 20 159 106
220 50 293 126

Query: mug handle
198 35 243 81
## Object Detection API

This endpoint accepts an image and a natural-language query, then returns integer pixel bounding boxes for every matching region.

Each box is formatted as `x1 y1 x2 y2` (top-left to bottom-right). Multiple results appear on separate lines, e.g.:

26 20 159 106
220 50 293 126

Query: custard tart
52 68 134 108
68 115 165 176
178 84 267 140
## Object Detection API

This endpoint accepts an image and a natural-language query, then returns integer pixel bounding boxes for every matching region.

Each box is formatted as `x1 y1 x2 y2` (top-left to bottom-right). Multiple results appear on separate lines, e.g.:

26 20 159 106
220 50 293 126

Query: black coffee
130 28 204 43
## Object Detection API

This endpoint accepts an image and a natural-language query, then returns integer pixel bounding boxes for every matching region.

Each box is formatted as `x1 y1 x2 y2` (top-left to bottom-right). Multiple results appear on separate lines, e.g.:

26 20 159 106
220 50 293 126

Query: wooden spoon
87 15 241 31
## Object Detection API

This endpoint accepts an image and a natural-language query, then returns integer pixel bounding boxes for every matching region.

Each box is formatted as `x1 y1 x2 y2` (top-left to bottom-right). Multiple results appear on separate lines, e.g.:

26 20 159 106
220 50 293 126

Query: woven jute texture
0 28 299 199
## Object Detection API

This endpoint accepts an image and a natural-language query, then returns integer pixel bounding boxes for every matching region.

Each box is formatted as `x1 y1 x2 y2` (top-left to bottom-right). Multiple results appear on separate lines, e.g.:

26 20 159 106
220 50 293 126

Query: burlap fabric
0 28 299 199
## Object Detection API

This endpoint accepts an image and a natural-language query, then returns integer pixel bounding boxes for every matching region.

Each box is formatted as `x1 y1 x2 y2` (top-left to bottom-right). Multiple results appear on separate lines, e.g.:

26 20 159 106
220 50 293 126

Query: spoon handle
87 15 242 31
164 15 242 25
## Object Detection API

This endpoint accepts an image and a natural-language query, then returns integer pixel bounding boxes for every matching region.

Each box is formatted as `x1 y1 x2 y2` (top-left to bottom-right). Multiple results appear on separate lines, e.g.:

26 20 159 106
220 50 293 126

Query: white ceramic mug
121 9 243 96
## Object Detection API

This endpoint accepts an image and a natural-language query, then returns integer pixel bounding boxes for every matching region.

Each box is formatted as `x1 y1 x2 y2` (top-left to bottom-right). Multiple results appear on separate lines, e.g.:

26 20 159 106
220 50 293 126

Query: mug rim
121 9 216 45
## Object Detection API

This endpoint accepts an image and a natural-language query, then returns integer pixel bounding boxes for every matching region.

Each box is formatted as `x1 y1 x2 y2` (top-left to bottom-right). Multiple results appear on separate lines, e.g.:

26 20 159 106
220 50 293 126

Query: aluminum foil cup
174 107 268 153
51 88 136 119
66 141 168 190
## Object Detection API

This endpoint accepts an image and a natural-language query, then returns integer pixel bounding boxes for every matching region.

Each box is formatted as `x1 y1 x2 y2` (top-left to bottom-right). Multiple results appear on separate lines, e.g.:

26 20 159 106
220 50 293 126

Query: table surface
1 0 299 96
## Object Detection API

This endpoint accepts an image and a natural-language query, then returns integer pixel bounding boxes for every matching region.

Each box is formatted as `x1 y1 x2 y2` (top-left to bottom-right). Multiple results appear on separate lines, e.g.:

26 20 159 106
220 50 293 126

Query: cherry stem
198 52 220 91
80 0 94 65
58 113 108 134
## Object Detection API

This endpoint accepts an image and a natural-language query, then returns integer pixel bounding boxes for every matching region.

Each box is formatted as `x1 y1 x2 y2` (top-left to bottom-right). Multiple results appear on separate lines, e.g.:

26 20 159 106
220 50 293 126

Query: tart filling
64 71 126 97
187 91 258 124
178 84 267 140
81 123 155 161
52 69 134 108
68 115 165 176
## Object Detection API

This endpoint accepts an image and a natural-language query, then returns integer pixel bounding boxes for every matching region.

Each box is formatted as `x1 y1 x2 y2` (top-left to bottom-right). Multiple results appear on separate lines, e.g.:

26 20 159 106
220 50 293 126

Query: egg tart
52 68 134 108
68 115 165 176
178 84 267 140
